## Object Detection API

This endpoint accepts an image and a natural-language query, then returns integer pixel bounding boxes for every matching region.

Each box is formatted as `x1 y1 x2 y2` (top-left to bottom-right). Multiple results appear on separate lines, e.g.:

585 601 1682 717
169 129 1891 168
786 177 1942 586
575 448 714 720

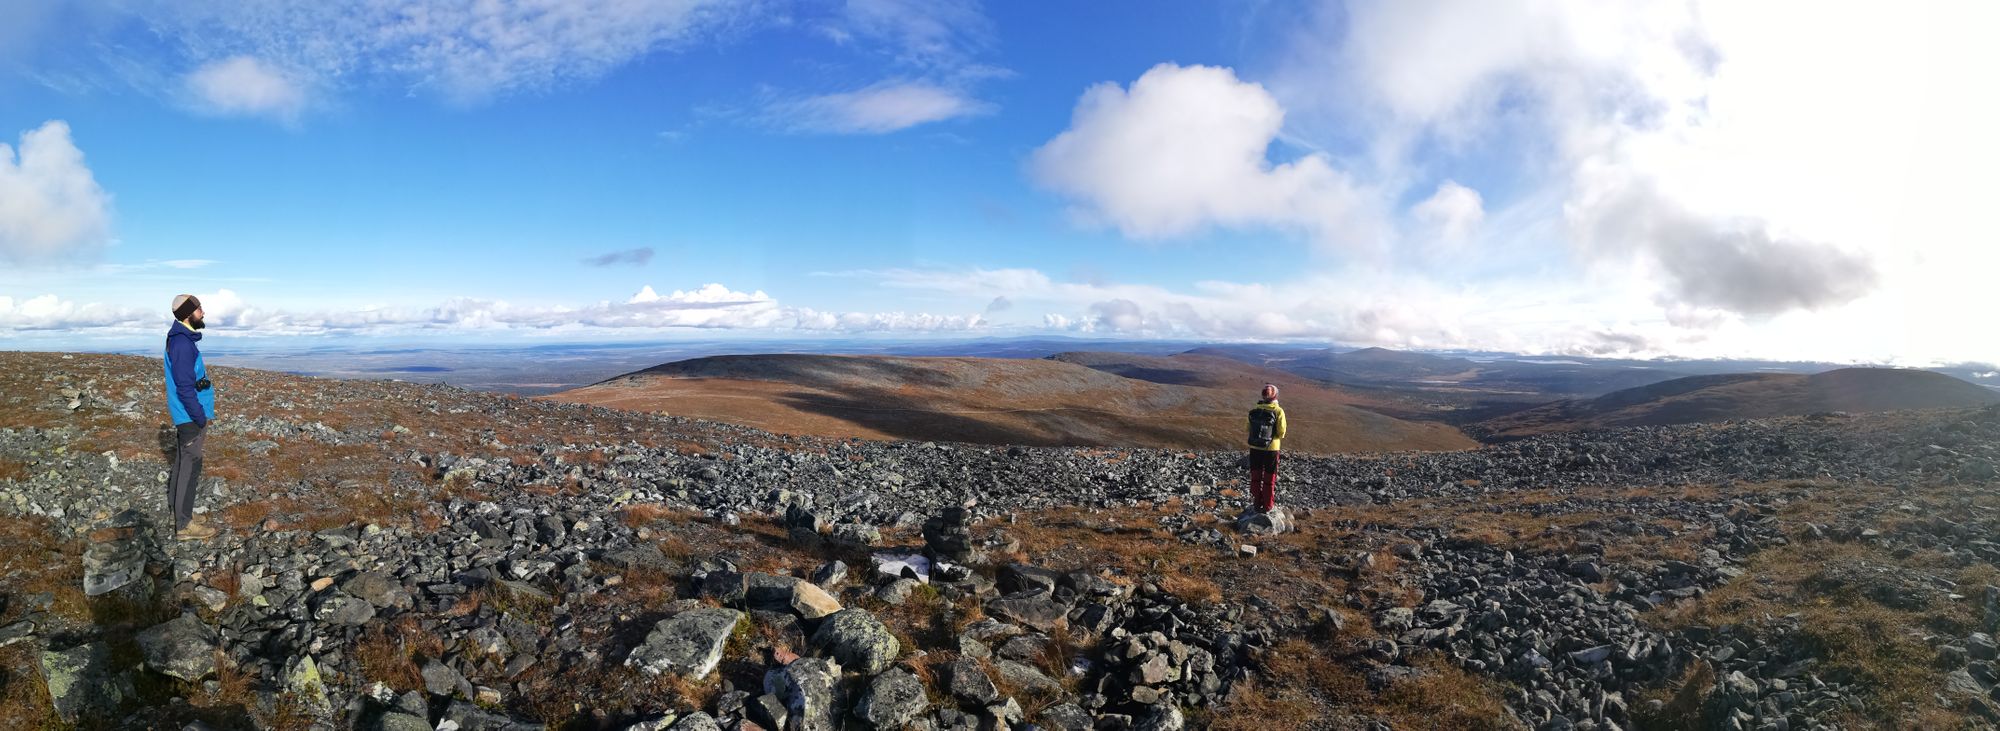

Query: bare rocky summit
2 351 2000 730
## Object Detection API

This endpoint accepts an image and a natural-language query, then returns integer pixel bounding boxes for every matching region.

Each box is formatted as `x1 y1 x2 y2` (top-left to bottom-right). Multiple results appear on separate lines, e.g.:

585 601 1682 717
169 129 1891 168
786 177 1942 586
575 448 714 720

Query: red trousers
1247 449 1279 511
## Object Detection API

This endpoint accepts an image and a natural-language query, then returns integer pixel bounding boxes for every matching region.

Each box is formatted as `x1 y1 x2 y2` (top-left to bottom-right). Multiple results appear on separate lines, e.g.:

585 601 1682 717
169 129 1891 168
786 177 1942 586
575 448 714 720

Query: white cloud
1030 63 1387 253
1411 180 1483 248
0 293 149 331
0 283 985 337
1566 169 1877 315
0 121 112 264
834 265 1711 357
627 283 771 306
1005 0 2000 363
1260 0 2000 326
185 56 306 122
765 80 989 134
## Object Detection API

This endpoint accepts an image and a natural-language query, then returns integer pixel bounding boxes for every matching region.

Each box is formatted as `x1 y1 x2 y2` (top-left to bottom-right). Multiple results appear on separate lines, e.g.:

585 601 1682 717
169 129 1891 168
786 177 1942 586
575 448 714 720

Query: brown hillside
547 354 1476 453
1479 367 2000 438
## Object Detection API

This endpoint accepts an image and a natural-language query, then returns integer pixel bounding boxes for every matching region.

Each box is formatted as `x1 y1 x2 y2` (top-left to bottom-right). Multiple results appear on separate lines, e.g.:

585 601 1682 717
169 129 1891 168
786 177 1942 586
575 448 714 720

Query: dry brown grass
619 502 697 529
1157 573 1222 605
1645 483 1999 729
204 564 242 599
1212 640 1516 730
903 649 961 707
0 644 59 730
512 661 715 726
0 517 88 623
604 563 680 609
353 617 448 692
0 457 29 483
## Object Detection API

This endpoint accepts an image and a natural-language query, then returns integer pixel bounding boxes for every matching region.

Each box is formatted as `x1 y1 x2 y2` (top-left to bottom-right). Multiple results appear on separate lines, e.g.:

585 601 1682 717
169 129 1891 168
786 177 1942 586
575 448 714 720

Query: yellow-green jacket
1248 400 1287 451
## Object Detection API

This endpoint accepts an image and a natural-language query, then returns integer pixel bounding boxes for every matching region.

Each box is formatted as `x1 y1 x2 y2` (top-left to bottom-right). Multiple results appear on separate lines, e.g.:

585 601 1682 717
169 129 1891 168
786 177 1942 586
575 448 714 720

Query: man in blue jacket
165 294 217 539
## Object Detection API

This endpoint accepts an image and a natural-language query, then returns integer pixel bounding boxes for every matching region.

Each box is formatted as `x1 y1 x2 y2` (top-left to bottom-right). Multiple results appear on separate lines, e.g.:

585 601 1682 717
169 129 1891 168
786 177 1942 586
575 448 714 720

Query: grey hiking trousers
168 422 206 530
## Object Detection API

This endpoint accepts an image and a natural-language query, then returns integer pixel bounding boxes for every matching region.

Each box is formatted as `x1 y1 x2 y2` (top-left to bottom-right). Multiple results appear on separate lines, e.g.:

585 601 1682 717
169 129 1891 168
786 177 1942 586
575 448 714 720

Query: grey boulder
627 607 743 679
764 657 843 731
808 609 900 675
136 614 219 681
856 666 930 728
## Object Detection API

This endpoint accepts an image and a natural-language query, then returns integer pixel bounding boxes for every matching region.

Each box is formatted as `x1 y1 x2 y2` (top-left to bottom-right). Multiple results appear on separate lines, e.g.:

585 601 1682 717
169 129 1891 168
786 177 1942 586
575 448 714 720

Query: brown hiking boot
175 518 217 540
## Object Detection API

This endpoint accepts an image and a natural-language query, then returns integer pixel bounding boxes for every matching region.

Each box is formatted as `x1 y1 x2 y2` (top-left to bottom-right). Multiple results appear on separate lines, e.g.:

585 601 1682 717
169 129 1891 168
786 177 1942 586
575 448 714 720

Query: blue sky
3 1 1997 366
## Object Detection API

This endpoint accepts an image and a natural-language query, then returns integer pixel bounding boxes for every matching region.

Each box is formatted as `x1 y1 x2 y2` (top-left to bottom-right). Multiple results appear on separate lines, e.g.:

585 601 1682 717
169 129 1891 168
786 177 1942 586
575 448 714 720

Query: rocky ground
2 351 2000 730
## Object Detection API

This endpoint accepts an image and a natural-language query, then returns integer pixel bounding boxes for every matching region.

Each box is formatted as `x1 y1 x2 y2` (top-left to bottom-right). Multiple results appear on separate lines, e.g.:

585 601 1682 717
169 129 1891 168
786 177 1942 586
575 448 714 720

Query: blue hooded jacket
164 321 215 426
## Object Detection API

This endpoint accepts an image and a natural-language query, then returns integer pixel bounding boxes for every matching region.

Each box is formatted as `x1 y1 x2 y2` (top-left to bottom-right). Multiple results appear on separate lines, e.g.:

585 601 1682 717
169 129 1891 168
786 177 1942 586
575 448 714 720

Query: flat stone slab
626 607 743 679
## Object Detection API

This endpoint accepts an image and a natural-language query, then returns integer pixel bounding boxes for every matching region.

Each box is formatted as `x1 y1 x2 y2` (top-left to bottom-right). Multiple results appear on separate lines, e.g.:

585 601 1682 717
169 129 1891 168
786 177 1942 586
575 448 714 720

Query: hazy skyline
2 1 1995 366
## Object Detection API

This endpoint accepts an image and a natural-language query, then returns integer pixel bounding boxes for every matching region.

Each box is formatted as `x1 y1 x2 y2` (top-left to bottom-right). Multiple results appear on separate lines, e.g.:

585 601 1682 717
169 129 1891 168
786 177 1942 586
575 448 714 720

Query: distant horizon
17 333 1998 371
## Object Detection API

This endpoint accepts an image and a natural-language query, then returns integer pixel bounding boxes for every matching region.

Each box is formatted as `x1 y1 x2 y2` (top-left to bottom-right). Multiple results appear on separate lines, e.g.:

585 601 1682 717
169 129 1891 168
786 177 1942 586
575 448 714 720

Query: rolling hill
545 353 1478 453
1475 367 2000 439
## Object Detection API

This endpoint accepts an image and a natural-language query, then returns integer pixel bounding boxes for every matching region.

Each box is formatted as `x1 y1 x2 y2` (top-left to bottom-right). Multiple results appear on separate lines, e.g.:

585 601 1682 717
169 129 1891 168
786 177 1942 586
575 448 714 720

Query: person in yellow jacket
1246 384 1287 513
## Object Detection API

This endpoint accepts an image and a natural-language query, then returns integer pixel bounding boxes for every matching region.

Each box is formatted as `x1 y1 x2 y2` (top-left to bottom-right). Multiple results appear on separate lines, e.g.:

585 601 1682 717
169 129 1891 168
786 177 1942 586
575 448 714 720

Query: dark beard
188 316 205 330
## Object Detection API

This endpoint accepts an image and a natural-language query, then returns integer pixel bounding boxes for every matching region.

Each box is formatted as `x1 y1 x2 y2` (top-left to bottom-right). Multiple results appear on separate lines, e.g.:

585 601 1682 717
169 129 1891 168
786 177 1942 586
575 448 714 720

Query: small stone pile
922 506 977 563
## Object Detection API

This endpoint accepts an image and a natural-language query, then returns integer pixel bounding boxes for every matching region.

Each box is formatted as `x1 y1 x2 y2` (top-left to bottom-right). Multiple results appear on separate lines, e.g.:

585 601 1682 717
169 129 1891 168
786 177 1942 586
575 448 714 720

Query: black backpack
1247 406 1277 448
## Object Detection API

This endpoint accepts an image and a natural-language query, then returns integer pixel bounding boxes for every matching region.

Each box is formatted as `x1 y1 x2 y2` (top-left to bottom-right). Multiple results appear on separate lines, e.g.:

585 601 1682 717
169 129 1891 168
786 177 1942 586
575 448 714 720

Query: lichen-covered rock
38 642 132 722
627 607 743 679
136 614 219 681
808 609 900 675
285 654 331 712
856 666 929 729
764 657 843 731
947 657 999 706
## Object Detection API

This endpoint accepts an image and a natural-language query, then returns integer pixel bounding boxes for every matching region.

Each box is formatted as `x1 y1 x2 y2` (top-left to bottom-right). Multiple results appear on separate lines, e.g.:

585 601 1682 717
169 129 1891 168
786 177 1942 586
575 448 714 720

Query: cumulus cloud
1030 63 1386 252
0 293 149 331
1412 180 1484 247
582 247 654 267
0 121 112 264
185 56 306 122
1567 172 1876 315
764 80 989 134
1255 0 1938 323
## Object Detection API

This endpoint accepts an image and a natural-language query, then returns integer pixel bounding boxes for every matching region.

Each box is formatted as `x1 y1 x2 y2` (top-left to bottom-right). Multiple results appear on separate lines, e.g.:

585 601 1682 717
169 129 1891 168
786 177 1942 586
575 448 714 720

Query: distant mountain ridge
1181 345 1479 384
1476 367 2000 439
550 352 1477 453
